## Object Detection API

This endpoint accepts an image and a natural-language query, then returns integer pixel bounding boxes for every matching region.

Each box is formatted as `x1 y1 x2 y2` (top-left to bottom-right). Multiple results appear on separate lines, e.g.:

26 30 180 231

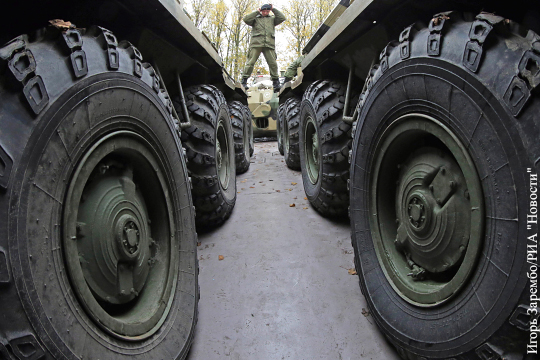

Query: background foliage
184 0 336 80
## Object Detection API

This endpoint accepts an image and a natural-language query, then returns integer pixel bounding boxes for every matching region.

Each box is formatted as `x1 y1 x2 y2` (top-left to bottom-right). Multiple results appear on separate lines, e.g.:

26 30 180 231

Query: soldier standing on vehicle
241 3 286 91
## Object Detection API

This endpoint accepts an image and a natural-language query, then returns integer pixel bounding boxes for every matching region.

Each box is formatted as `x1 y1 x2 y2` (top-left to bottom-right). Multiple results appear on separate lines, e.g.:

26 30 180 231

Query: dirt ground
186 141 400 360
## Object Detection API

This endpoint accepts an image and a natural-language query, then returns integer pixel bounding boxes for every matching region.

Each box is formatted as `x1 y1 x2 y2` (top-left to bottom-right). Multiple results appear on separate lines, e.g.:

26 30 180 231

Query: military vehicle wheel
241 103 254 157
181 85 236 228
284 97 301 170
300 81 352 217
277 101 287 156
229 100 251 174
350 13 539 359
0 26 198 359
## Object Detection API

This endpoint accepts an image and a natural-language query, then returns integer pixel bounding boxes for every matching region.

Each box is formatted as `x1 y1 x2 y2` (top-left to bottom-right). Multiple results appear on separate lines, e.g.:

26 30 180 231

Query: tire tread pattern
285 97 301 169
179 84 236 227
302 80 352 216
228 100 250 174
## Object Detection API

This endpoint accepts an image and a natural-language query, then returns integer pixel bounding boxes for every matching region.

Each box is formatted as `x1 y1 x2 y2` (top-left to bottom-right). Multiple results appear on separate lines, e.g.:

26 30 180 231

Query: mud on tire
228 100 251 174
350 12 540 359
300 80 352 217
284 96 301 170
180 84 236 228
0 26 198 359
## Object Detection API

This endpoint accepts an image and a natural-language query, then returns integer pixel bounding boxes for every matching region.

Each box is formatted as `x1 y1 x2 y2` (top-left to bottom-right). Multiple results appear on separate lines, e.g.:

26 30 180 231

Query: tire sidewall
351 59 529 357
8 73 197 359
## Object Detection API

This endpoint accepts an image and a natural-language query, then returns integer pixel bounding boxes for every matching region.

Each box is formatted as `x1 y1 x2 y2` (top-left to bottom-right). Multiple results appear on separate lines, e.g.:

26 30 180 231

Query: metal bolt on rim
369 114 484 307
63 131 178 339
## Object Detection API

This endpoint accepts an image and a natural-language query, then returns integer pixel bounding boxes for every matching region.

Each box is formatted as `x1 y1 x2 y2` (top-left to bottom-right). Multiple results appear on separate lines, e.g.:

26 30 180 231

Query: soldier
241 3 286 91
283 53 305 83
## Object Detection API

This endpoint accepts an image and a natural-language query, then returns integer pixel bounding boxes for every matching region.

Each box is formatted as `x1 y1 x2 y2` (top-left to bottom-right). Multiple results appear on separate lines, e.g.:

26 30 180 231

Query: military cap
260 4 272 10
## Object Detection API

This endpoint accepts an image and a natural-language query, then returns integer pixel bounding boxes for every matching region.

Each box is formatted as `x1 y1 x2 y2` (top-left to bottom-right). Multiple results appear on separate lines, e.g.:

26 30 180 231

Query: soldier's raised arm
243 10 259 26
272 8 286 26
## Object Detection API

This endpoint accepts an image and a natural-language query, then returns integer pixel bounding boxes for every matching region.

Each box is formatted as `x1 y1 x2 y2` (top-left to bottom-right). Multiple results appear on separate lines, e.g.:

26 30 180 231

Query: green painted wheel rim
304 116 319 184
63 130 177 339
217 119 230 190
369 114 484 307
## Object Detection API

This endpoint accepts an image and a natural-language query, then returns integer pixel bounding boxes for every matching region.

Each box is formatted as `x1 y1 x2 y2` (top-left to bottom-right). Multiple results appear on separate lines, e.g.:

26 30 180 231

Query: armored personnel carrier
0 0 250 358
246 74 280 139
280 0 539 358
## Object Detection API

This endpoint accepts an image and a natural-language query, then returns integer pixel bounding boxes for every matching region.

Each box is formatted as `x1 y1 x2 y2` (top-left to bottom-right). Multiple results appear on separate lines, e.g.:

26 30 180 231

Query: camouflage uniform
283 54 305 79
242 8 286 80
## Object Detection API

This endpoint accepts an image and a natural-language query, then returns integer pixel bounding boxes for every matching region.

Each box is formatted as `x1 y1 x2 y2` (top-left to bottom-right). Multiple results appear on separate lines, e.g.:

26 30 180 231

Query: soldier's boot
273 78 280 92
284 77 292 83
241 77 248 88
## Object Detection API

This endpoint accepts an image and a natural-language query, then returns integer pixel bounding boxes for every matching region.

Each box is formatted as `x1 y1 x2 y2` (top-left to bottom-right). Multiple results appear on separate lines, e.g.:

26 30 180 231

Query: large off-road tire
0 26 198 359
300 80 352 217
181 85 236 228
277 101 287 156
241 103 254 157
228 100 251 174
284 96 301 170
350 12 539 359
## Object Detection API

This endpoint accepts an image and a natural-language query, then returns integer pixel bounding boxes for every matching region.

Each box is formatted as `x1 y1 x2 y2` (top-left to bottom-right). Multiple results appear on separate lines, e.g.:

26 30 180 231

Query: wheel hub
304 117 319 184
312 133 319 167
116 217 141 258
395 148 470 274
407 194 429 231
216 139 222 171
77 167 151 304
216 121 230 189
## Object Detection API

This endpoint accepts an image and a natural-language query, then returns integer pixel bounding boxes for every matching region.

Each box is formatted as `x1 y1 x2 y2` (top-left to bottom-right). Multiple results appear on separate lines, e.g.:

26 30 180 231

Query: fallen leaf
289 203 296 207
250 186 255 188
276 190 281 192
291 182 297 185
259 181 263 183
218 255 224 261
49 19 75 30
293 197 297 199
241 188 245 190
348 268 357 275
197 242 201 246
303 207 308 209
304 197 307 200
241 180 247 183
237 191 241 193
288 189 293 191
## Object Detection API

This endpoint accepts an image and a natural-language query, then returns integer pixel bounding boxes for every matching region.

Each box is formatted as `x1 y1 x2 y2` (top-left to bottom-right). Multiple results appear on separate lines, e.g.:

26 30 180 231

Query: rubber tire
241 103 254 157
300 80 352 217
350 13 539 360
0 26 198 359
277 101 286 156
228 100 251 174
181 84 236 228
284 97 301 170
